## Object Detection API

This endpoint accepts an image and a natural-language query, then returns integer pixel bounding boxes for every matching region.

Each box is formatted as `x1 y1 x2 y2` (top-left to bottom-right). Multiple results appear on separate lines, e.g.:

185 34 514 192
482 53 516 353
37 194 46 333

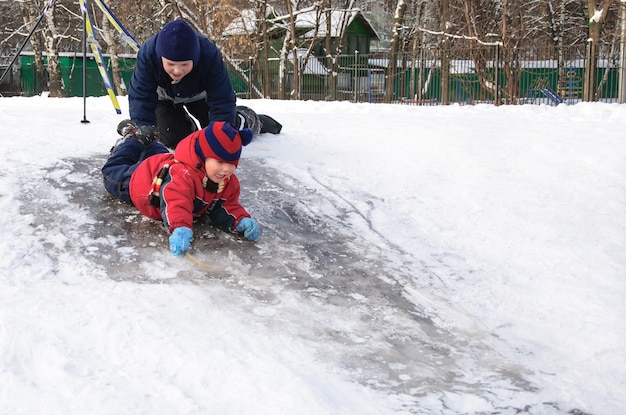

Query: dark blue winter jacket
128 33 236 127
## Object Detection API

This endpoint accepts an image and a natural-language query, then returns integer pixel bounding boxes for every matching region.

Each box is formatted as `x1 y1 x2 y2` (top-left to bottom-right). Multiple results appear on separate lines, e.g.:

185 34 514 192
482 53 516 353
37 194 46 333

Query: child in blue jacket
127 19 282 148
128 19 236 148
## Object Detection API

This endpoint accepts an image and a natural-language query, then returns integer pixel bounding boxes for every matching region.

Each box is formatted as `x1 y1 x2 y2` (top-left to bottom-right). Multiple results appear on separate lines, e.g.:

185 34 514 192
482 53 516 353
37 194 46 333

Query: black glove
117 119 158 145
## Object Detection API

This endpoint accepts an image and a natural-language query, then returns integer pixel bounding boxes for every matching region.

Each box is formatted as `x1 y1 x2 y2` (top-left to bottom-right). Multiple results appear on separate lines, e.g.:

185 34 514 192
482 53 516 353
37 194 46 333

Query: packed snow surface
0 96 624 414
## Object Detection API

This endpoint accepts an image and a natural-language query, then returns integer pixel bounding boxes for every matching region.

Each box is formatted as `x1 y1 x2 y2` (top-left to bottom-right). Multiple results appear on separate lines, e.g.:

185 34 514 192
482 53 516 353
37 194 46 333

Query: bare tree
499 0 525 104
440 0 449 104
260 0 271 97
2 0 625 103
42 0 66 97
19 0 47 95
584 0 616 101
283 0 298 98
324 0 334 100
458 1 501 100
316 0 357 101
98 15 124 95
383 0 406 103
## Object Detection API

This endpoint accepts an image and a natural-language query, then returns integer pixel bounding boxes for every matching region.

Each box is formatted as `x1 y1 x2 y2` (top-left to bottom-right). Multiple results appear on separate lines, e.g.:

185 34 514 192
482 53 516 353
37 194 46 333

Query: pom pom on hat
155 19 200 63
195 122 254 166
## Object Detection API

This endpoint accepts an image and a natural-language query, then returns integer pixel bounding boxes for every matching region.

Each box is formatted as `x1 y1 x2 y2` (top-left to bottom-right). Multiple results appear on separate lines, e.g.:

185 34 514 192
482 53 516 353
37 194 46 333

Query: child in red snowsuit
102 121 259 256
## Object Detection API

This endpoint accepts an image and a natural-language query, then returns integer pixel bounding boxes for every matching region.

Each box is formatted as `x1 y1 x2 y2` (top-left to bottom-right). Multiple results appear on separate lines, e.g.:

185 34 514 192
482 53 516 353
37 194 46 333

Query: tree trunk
440 0 450 105
20 0 47 95
43 1 64 97
100 16 125 96
278 31 289 100
325 0 335 101
260 1 269 98
584 0 615 101
384 0 407 103
557 0 566 97
285 0 299 100
324 0 353 101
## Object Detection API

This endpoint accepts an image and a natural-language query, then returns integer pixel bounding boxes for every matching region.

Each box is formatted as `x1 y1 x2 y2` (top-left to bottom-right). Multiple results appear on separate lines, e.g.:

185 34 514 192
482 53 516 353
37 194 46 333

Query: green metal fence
234 44 622 105
18 53 135 97
7 44 624 105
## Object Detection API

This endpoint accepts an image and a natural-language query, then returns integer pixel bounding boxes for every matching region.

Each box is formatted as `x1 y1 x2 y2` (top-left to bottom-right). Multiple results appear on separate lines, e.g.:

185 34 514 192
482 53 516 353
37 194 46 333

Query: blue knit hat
155 19 200 63
195 122 254 166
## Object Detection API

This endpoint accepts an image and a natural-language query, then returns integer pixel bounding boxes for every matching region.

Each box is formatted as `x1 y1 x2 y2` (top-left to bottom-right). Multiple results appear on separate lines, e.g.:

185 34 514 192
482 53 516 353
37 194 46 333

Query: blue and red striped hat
195 121 253 166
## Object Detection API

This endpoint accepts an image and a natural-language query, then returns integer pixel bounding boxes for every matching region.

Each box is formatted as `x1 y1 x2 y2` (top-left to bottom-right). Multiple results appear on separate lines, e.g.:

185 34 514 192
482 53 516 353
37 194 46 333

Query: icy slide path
10 154 570 414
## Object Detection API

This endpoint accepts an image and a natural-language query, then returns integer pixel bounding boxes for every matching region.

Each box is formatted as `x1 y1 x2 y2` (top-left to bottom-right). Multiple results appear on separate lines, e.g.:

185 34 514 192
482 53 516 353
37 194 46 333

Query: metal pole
81 7 90 123
495 44 500 105
354 50 358 102
618 0 626 104
298 54 302 100
248 57 253 99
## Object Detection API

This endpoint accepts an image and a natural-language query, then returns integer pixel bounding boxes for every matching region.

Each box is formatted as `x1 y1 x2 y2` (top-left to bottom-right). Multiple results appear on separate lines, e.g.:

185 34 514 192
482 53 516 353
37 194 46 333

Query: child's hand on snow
169 227 193 256
236 218 260 241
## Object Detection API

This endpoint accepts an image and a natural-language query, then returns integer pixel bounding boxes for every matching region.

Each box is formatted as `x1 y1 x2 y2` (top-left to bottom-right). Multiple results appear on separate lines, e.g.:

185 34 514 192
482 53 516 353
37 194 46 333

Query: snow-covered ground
0 96 624 414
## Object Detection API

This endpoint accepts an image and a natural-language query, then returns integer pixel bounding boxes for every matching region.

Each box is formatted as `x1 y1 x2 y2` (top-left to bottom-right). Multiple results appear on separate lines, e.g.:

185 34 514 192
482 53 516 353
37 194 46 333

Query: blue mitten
236 218 260 241
169 226 193 256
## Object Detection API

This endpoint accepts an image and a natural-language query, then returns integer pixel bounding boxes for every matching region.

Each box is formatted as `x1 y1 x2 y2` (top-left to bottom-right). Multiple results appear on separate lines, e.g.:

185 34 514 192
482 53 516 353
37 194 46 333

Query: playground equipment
525 77 564 105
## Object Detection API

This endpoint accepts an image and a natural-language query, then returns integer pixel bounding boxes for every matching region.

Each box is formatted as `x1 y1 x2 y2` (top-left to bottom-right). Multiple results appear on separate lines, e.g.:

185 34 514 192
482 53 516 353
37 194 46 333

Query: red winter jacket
129 130 250 234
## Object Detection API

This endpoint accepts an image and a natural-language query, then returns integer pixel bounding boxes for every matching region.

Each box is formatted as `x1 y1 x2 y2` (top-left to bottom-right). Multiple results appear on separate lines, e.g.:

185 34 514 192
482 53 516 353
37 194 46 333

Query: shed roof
223 8 379 41
295 9 379 40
